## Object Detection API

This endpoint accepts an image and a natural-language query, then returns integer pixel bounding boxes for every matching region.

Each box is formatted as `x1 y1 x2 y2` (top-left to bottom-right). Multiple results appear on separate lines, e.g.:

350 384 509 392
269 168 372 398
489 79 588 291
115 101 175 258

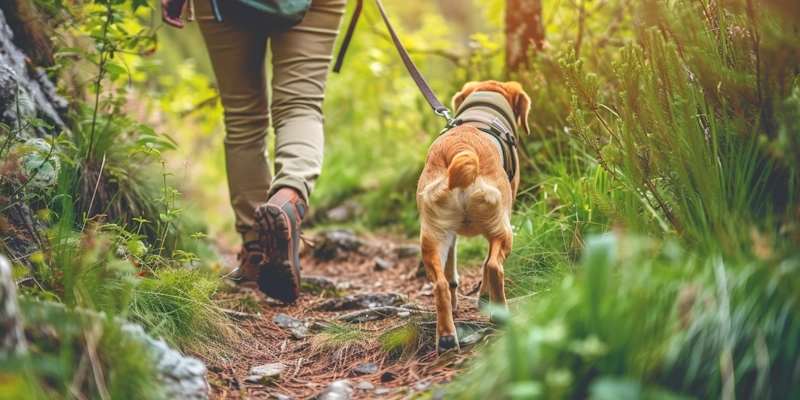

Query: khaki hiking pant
195 0 345 240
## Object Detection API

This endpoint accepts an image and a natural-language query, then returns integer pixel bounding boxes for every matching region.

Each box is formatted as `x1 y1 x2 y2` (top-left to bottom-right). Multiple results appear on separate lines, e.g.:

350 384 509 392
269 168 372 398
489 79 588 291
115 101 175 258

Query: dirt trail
205 230 490 400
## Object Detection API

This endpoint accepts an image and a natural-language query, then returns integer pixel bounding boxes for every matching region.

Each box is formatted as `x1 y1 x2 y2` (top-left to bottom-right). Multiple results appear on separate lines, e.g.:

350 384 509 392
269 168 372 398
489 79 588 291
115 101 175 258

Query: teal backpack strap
210 0 223 21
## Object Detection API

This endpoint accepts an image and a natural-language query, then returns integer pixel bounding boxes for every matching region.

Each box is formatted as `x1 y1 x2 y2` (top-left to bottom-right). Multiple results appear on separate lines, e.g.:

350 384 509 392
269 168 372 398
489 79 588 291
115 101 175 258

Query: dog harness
440 91 519 182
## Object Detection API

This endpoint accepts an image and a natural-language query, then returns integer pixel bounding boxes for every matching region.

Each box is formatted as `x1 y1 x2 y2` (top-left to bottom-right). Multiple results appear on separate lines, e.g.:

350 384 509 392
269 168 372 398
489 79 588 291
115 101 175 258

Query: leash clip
436 108 456 127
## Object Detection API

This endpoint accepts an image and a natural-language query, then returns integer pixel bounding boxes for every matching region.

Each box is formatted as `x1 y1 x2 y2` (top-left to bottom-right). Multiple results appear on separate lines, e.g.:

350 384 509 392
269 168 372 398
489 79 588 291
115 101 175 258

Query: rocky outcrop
1 253 209 398
0 8 68 137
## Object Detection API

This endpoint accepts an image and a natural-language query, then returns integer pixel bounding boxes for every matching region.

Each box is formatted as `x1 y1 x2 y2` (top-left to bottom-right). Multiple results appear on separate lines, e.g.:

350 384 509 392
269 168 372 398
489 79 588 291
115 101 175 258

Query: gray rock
459 328 494 346
397 311 411 318
317 380 353 400
291 326 308 340
353 363 379 375
336 306 419 323
271 392 292 400
301 276 337 293
325 200 361 223
313 229 362 260
248 362 286 382
415 381 432 391
374 258 395 271
273 313 302 329
122 321 209 399
355 381 375 390
394 244 421 259
374 388 392 395
20 300 208 400
0 10 68 138
313 293 407 312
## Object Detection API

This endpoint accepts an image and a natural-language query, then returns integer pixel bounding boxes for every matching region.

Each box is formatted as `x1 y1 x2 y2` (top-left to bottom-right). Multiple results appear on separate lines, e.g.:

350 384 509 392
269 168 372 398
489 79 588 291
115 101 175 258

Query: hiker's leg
269 0 346 203
196 2 271 242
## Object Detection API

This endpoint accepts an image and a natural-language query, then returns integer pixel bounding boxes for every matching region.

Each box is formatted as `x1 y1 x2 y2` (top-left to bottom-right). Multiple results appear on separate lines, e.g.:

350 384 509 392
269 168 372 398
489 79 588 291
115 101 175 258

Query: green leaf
132 0 150 11
521 217 534 236
104 62 127 75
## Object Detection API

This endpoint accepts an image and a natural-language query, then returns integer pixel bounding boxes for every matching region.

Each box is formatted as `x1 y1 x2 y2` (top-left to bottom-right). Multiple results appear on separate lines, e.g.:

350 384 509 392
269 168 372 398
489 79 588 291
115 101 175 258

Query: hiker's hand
162 0 187 28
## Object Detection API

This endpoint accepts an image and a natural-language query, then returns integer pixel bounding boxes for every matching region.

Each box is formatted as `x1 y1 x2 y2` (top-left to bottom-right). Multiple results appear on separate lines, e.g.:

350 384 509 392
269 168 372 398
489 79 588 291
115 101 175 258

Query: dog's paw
437 335 458 355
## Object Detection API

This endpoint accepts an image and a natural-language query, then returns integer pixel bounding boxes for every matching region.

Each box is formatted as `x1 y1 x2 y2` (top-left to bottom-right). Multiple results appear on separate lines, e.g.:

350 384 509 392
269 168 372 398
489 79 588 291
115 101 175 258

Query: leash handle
333 0 453 124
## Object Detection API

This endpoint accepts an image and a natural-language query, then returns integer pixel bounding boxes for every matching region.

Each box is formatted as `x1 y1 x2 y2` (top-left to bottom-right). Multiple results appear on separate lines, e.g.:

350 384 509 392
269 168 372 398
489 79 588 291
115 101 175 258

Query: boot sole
253 203 302 303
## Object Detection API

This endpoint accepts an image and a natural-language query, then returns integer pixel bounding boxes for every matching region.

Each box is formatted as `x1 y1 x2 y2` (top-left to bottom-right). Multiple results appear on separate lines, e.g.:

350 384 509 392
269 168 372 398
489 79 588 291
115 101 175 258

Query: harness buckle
492 117 516 147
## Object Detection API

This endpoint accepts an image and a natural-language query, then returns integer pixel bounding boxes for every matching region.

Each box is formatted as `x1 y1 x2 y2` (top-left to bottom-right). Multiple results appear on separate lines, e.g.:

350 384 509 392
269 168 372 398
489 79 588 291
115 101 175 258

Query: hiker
161 0 346 303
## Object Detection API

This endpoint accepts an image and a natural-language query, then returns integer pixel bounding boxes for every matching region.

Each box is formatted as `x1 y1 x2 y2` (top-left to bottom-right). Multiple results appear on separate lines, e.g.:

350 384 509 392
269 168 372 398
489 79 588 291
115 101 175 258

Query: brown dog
416 81 530 354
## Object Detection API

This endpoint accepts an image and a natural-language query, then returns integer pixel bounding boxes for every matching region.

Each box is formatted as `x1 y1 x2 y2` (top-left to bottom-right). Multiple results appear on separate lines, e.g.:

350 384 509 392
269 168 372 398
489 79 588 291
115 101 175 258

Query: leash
333 0 455 125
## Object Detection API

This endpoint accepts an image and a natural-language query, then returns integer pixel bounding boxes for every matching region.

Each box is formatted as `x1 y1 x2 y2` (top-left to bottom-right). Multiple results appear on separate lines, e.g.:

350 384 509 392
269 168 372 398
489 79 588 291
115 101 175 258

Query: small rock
380 372 396 382
374 388 392 395
314 293 407 312
397 311 411 318
301 276 337 294
336 307 403 323
326 200 361 222
314 229 362 260
395 244 421 259
291 326 308 340
271 392 292 400
353 363 379 375
326 205 351 222
273 313 302 329
336 281 352 291
355 381 375 390
374 258 395 271
317 380 354 400
459 328 493 346
248 362 287 382
415 381 432 391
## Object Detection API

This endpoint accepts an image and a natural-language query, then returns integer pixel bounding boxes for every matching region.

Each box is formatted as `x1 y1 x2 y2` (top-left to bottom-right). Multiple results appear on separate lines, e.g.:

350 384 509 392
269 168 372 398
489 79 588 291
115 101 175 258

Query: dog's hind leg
421 231 459 355
485 226 512 320
444 237 458 311
477 255 490 309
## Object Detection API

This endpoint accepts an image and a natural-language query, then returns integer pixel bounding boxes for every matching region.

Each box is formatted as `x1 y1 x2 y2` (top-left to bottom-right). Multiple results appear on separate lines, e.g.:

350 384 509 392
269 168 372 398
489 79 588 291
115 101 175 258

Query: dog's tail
447 151 479 190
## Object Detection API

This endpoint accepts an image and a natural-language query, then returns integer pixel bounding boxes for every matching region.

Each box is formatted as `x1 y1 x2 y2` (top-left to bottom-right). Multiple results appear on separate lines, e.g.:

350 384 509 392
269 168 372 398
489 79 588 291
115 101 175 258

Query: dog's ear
452 81 480 111
505 81 531 135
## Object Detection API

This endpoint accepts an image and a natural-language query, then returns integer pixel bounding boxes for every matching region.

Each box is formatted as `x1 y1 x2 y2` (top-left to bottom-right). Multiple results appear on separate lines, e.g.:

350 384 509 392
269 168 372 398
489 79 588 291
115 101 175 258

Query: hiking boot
253 187 307 302
228 241 262 289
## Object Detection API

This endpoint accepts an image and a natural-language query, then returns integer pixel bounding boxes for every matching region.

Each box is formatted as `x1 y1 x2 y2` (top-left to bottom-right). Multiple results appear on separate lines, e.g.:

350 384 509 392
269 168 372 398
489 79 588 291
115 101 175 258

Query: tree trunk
505 0 545 76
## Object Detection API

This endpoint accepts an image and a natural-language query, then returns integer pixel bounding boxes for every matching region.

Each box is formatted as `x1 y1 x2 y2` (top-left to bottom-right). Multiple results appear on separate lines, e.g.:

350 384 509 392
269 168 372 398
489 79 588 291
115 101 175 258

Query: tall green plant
559 0 799 256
